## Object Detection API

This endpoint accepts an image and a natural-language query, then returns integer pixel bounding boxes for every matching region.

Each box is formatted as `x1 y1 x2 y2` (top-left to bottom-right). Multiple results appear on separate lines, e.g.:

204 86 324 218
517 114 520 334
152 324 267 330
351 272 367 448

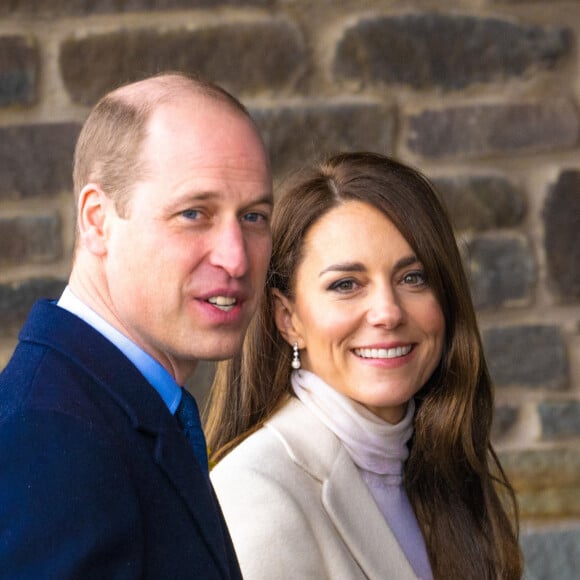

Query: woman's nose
365 286 405 329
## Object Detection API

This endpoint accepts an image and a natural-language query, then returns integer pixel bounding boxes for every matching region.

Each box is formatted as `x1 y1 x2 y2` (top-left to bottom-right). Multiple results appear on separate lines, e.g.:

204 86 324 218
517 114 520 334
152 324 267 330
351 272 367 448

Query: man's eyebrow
245 193 274 207
168 191 273 209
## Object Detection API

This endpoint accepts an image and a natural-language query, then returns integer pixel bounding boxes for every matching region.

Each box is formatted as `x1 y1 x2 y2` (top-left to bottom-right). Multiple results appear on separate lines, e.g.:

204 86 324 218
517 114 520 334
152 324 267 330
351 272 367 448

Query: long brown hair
206 152 522 579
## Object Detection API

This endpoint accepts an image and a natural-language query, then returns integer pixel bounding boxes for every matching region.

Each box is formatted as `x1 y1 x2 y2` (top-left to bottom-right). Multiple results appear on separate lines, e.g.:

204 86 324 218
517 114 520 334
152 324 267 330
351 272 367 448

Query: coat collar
20 300 234 579
266 397 419 580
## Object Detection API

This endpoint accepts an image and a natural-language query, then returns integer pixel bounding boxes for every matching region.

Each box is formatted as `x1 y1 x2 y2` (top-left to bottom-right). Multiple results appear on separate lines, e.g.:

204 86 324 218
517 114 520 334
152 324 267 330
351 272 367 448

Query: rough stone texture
432 175 525 232
521 524 580 580
407 99 580 159
0 278 67 338
60 21 306 106
483 325 569 390
0 36 38 108
466 234 535 310
492 404 520 440
0 214 62 266
334 13 571 90
251 102 396 179
0 0 270 15
501 448 580 518
539 400 580 440
543 170 580 302
0 123 79 200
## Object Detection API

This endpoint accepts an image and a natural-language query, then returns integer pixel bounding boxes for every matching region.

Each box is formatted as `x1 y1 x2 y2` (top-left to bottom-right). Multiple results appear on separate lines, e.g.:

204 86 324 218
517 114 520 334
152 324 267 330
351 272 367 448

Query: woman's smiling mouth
353 345 413 359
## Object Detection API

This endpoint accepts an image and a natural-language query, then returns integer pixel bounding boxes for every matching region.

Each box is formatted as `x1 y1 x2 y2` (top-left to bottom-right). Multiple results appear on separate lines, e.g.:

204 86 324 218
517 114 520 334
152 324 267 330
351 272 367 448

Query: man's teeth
208 296 237 311
354 345 412 359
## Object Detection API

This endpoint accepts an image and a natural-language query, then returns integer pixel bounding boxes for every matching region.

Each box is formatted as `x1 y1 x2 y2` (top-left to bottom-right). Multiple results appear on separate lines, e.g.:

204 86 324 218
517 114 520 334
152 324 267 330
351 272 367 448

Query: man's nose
209 220 249 278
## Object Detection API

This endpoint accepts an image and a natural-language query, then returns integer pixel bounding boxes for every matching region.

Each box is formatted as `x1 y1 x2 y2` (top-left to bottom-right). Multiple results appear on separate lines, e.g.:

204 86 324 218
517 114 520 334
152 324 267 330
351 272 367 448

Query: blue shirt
57 286 182 414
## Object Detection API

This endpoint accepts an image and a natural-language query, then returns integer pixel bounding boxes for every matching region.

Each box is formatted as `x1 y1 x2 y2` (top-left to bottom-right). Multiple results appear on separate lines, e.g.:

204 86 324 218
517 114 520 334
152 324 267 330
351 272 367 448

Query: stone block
483 325 568 390
466 234 535 310
251 101 395 179
432 175 525 232
500 448 580 518
0 36 38 107
60 21 306 106
0 278 67 338
0 123 79 200
521 524 580 580
0 0 269 16
334 13 571 90
407 99 579 159
0 213 63 266
539 400 580 440
492 404 519 440
543 170 580 301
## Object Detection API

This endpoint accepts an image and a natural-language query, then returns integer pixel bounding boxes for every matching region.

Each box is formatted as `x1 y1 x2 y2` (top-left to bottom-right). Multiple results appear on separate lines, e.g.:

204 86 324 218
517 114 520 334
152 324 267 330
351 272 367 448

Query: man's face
102 98 272 383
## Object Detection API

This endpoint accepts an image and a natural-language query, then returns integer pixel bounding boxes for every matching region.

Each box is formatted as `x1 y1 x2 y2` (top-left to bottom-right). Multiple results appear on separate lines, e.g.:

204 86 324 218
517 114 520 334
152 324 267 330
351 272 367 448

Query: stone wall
1 0 579 576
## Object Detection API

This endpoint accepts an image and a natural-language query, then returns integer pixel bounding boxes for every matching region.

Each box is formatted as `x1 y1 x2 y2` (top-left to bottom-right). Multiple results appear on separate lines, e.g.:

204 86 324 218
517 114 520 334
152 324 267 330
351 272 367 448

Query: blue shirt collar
57 286 182 414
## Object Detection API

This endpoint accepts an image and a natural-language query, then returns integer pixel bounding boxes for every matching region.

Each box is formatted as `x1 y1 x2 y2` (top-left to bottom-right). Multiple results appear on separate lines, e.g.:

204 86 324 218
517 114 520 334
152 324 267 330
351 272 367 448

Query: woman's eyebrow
319 262 366 276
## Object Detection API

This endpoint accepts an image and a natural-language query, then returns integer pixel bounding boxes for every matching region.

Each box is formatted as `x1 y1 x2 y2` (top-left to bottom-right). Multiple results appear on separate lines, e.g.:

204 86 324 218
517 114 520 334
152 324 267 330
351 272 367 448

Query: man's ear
77 183 112 256
272 288 304 347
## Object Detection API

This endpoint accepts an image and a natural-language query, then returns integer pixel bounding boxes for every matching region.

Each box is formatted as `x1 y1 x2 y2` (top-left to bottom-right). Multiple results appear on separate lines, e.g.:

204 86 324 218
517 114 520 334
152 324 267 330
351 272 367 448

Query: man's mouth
353 345 412 359
207 296 237 312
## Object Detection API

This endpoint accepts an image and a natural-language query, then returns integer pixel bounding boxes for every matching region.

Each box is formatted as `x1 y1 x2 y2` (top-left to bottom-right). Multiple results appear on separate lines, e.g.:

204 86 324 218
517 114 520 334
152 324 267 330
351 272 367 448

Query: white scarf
291 369 433 580
291 369 415 485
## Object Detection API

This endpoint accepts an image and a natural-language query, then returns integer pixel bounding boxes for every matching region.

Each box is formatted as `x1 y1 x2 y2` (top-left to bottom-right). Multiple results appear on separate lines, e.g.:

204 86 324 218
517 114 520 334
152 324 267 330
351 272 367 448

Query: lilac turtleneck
292 369 433 580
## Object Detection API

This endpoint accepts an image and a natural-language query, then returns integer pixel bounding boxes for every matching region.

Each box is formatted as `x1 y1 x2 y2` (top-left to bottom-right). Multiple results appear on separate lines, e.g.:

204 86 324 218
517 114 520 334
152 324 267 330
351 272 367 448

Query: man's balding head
73 72 256 217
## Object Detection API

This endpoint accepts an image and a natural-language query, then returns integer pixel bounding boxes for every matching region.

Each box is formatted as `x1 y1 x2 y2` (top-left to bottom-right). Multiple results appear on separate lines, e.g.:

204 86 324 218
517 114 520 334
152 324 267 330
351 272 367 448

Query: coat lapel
267 398 418 580
153 418 234 579
21 301 234 578
322 451 418 579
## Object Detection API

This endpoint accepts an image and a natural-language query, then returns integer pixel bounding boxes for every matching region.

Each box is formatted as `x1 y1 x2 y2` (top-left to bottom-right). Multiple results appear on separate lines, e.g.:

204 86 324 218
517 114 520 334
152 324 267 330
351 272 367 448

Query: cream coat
211 398 419 580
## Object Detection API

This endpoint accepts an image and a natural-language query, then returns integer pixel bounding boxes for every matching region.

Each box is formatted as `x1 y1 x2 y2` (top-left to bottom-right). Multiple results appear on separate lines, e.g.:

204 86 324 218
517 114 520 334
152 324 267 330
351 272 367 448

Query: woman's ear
77 183 113 256
272 289 304 347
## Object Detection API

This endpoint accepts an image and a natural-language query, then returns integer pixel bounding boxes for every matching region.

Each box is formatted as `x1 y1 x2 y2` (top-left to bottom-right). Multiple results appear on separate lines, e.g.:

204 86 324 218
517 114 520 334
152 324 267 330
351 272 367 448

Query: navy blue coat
0 300 242 579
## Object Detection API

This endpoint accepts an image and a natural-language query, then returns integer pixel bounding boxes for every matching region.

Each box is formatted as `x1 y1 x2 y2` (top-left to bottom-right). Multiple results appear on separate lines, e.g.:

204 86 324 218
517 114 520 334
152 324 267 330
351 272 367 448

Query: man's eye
181 209 200 220
242 212 268 224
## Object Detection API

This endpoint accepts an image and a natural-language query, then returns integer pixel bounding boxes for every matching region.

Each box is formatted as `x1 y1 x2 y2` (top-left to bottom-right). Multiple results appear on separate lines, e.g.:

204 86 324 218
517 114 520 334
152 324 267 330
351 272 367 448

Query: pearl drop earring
291 341 301 370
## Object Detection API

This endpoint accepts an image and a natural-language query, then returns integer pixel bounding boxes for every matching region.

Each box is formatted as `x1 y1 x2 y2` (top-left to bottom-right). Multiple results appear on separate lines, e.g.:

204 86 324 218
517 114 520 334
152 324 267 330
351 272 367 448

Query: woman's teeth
208 296 237 311
353 345 412 359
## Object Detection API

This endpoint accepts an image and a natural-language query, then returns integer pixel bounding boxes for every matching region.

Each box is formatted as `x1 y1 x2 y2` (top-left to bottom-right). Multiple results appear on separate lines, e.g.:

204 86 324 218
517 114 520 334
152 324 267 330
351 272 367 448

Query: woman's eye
329 279 357 293
402 271 426 286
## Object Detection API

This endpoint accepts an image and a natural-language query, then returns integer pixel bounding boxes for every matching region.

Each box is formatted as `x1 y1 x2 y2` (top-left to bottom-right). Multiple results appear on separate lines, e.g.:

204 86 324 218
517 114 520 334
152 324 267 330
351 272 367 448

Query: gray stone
0 278 67 338
432 175 526 231
483 325 568 390
0 0 270 15
543 170 580 301
491 404 519 440
0 123 79 200
60 21 306 105
334 13 571 90
521 523 580 580
0 36 38 107
466 234 535 310
539 400 580 440
500 448 580 518
0 214 63 266
407 100 579 159
251 102 395 179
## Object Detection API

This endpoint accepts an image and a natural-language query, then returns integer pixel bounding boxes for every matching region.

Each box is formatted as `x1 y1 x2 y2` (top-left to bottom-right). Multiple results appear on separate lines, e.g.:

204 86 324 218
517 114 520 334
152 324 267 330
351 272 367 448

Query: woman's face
275 200 445 424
